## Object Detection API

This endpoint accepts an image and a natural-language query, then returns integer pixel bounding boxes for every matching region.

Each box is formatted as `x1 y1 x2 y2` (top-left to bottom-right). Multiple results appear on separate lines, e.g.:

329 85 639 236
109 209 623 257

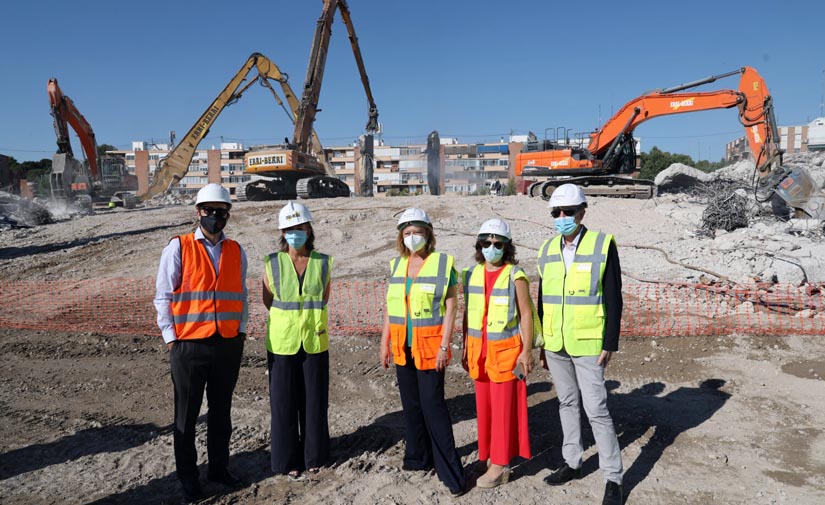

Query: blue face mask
482 245 504 263
284 230 308 249
554 216 578 236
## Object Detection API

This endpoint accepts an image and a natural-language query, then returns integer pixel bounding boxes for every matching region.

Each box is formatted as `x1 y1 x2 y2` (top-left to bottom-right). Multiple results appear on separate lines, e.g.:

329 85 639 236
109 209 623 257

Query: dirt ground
1 194 824 504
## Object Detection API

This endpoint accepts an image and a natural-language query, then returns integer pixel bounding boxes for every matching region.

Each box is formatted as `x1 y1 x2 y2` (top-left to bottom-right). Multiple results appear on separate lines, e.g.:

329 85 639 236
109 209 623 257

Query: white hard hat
279 201 313 229
548 183 587 208
397 207 431 230
196 183 232 207
478 218 511 240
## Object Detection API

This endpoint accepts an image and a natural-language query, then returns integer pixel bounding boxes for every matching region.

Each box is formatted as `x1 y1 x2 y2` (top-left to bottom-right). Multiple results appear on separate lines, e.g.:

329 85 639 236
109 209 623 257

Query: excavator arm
48 78 99 178
139 52 327 200
292 0 379 154
588 67 781 180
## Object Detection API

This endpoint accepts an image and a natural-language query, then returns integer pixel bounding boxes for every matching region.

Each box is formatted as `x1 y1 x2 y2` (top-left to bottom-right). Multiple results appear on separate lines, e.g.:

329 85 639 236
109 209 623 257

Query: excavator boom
48 79 99 178
138 52 329 200
292 0 379 153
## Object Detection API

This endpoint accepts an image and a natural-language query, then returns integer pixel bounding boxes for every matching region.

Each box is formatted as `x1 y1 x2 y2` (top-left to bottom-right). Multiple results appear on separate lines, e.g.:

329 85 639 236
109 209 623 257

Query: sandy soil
1 194 824 504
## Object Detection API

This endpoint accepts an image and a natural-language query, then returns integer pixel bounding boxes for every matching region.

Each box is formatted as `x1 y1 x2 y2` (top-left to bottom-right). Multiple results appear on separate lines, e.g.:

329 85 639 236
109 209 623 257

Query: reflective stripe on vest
462 264 526 382
265 250 332 355
538 231 612 356
386 252 453 370
170 234 244 340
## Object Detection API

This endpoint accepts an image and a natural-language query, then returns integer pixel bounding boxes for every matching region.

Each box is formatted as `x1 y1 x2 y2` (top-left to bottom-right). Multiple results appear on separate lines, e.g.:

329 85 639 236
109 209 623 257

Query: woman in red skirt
461 218 534 489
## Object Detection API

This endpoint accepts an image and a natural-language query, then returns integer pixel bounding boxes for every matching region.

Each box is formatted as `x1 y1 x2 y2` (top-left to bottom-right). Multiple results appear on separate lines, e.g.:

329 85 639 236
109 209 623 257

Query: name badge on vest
420 284 436 293
575 263 592 272
493 297 508 305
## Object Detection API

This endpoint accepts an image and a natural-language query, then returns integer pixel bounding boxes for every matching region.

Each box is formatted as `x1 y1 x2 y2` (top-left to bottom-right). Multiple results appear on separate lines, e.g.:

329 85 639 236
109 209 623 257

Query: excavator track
236 177 298 202
296 176 351 199
535 176 655 201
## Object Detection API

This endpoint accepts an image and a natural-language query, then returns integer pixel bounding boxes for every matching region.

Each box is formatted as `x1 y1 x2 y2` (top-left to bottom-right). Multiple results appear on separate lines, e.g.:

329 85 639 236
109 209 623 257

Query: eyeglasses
481 240 505 250
551 206 579 218
200 206 229 218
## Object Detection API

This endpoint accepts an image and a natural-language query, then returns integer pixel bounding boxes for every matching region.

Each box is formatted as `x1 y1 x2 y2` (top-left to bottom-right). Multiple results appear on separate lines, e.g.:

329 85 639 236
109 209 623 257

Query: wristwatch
439 345 449 352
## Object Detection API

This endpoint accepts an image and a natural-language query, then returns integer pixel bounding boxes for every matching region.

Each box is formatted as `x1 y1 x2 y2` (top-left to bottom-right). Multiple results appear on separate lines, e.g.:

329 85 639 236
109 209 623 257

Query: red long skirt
474 366 531 466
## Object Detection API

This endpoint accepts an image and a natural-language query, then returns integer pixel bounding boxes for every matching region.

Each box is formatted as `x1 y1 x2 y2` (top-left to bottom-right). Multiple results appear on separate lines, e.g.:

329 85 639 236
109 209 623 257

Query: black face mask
200 215 227 234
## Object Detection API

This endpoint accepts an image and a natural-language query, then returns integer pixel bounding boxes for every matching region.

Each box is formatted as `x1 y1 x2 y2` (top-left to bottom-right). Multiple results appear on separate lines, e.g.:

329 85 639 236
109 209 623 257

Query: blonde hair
395 225 436 257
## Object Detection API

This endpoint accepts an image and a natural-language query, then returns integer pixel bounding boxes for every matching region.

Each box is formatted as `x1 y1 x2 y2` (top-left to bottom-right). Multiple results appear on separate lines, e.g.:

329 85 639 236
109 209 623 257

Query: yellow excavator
139 0 378 202
137 52 328 201
237 0 379 200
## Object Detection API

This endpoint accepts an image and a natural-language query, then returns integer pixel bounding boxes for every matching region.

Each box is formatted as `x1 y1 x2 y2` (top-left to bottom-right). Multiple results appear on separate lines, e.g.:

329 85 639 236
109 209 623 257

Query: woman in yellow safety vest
379 207 467 497
263 201 332 482
461 218 534 489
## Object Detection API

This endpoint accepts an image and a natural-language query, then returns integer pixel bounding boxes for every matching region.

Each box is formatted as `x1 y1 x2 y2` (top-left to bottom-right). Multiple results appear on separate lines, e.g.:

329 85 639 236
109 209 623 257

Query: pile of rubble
0 191 54 229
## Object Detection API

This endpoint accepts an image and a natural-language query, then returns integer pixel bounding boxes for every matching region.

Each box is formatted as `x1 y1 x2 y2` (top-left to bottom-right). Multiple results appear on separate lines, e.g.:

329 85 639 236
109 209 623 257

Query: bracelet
439 345 449 352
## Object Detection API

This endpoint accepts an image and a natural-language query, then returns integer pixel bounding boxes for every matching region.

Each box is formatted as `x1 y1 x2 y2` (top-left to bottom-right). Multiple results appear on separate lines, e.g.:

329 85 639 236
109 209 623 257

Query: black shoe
602 481 623 505
207 468 244 488
181 479 204 503
543 464 582 486
448 483 467 497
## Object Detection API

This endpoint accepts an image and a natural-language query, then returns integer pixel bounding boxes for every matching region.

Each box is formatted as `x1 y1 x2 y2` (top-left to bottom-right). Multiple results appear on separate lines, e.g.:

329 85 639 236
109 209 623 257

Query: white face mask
403 233 427 253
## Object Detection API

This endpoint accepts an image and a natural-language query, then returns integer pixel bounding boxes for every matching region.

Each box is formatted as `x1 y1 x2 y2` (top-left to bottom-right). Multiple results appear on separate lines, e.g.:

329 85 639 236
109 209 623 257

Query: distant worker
263 201 332 481
153 183 247 503
537 184 624 505
379 208 467 497
461 218 534 489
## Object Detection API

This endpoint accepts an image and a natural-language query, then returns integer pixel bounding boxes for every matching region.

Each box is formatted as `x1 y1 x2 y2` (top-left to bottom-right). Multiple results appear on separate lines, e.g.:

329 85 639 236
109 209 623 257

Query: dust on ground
1 192 825 504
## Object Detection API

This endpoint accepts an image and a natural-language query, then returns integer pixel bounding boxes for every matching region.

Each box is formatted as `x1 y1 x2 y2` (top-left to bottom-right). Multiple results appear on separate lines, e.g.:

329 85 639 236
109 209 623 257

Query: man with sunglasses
154 183 248 502
537 183 624 505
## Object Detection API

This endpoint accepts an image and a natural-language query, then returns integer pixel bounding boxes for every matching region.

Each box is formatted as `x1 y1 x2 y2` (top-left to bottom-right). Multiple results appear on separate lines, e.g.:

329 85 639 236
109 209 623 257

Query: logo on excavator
669 98 695 110
550 159 569 168
753 81 759 91
751 125 762 144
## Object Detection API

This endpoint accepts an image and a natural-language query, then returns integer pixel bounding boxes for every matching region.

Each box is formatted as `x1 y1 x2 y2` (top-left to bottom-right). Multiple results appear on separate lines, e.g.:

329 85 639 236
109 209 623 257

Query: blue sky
2 0 823 163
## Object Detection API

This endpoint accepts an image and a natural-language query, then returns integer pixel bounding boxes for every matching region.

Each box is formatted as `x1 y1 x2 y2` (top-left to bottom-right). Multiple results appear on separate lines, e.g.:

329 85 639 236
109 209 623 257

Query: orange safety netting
0 279 823 337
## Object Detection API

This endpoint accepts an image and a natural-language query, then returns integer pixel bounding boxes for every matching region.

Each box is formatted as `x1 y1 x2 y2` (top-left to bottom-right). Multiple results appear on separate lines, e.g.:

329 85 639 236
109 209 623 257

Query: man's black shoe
207 468 244 488
543 464 582 485
181 479 204 503
602 480 623 505
402 462 433 472
448 483 467 497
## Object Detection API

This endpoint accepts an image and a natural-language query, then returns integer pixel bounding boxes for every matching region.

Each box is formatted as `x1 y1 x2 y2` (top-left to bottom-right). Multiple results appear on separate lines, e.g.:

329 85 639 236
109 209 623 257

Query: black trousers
268 348 330 474
170 334 244 483
396 347 465 492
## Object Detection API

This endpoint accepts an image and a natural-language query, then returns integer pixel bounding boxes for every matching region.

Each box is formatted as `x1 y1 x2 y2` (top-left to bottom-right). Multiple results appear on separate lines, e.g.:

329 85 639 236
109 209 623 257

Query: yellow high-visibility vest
537 231 613 356
386 252 454 369
264 251 332 355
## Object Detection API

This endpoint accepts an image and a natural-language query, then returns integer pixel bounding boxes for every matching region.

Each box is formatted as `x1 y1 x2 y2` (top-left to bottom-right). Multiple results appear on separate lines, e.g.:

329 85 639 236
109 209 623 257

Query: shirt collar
561 225 586 249
194 226 226 244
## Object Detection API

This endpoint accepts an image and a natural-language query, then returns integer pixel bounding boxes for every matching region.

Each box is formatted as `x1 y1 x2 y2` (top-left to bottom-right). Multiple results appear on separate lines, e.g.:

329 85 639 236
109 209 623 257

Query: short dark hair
473 238 519 265
278 224 315 252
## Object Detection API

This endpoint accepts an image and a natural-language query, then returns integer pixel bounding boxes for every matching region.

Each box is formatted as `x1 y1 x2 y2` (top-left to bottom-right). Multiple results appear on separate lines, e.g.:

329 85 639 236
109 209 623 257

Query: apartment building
726 117 825 162
111 141 248 197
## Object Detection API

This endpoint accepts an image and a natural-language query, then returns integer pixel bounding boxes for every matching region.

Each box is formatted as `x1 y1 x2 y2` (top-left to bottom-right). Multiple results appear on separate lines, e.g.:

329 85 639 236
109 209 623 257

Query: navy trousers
396 347 465 492
170 334 244 483
268 348 330 474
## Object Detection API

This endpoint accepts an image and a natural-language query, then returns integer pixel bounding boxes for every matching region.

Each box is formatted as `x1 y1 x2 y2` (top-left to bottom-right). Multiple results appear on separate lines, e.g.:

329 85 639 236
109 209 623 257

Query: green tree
98 143 117 158
640 147 728 179
503 177 517 196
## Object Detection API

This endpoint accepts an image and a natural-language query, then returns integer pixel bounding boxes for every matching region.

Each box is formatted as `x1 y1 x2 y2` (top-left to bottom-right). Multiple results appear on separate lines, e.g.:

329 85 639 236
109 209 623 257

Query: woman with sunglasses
461 218 534 489
379 207 467 497
263 201 332 482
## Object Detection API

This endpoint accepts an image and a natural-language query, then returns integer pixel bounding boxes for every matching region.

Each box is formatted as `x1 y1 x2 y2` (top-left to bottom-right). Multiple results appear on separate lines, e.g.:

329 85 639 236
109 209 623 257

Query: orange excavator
237 0 379 200
516 67 824 218
48 78 137 207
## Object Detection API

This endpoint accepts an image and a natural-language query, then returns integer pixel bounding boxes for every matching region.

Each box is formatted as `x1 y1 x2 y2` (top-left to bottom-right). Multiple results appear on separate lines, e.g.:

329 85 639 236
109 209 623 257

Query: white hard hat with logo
196 183 232 207
279 201 313 229
548 183 587 208
478 218 511 241
397 207 432 230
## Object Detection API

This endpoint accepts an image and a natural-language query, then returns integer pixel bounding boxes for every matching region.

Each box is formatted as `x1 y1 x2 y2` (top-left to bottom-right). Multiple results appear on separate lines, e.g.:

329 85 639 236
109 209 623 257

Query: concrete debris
0 191 54 229
654 163 717 192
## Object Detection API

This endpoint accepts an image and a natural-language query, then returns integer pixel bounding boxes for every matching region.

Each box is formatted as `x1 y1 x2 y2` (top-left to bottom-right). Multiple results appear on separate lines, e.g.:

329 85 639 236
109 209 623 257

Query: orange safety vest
386 252 454 370
462 264 526 382
171 233 244 340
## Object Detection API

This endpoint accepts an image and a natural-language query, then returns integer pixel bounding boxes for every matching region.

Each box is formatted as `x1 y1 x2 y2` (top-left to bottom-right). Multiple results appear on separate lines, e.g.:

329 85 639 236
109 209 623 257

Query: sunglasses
200 206 229 218
551 206 580 218
480 240 505 250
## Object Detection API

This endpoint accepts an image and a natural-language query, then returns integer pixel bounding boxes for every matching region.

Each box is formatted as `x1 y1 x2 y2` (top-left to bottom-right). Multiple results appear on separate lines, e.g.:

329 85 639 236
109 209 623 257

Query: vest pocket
490 337 521 375
572 305 604 339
